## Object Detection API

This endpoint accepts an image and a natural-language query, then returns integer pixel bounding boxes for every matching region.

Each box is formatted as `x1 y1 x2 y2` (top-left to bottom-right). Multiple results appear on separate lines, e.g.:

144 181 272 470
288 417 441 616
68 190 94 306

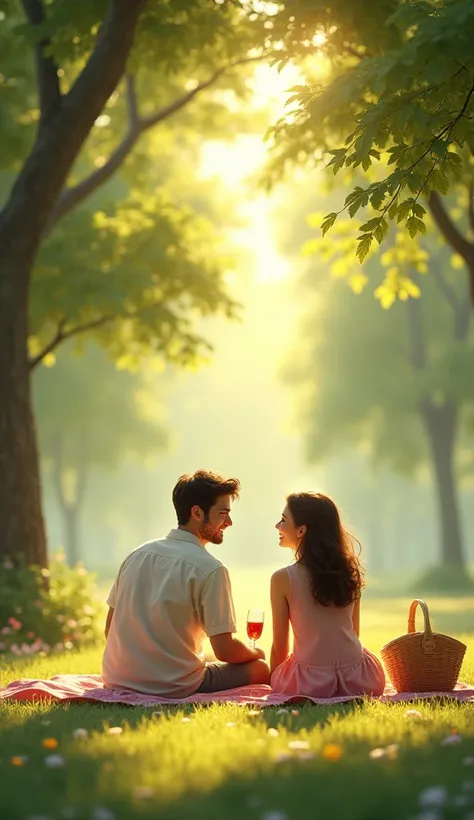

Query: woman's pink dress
271 562 385 698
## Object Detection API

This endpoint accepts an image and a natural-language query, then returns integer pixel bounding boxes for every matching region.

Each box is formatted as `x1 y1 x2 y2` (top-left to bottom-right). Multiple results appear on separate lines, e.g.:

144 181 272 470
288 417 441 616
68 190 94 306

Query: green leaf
373 218 389 244
431 139 447 159
356 233 373 262
321 212 338 236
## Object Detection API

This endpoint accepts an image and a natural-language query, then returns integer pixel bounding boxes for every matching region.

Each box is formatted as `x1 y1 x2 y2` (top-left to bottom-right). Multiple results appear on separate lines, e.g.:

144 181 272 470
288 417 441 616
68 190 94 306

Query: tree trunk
0 255 47 567
0 1 146 568
421 401 465 570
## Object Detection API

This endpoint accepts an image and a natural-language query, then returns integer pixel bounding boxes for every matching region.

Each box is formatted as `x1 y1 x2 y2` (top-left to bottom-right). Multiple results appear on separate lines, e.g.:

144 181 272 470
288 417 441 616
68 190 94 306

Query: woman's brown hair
287 492 364 607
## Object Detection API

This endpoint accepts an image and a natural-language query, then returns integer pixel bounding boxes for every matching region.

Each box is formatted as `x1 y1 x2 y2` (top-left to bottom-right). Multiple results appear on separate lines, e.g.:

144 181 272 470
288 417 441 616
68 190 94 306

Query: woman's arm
352 597 360 637
270 568 290 673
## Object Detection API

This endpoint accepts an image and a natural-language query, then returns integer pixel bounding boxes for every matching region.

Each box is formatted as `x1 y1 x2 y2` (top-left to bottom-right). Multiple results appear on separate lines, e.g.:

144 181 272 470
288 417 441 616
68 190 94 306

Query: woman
270 492 385 698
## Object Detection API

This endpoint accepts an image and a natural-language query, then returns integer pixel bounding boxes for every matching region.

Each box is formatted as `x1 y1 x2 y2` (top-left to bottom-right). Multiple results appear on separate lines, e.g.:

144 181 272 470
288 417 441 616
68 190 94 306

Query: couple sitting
102 470 385 698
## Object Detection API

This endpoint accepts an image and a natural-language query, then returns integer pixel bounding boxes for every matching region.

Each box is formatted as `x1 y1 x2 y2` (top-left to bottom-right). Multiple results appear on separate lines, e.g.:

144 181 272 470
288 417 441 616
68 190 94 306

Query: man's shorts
196 661 254 693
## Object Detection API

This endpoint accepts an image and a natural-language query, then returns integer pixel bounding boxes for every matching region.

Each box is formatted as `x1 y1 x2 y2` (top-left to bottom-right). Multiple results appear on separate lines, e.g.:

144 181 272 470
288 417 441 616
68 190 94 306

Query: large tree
265 1 474 300
0 0 270 568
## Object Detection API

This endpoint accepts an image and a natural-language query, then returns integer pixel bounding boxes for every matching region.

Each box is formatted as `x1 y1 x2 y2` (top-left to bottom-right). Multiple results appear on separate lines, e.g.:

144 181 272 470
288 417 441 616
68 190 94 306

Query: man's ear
190 505 203 522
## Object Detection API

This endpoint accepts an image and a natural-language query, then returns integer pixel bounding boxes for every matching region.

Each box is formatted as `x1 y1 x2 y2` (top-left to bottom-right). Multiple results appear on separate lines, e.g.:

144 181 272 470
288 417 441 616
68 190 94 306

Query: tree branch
428 192 474 265
21 0 62 126
0 0 147 255
28 298 176 369
48 53 268 230
29 315 113 370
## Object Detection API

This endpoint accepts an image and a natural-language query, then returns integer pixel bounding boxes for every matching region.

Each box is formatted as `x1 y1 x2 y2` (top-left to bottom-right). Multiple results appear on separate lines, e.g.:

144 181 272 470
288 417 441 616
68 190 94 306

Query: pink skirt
271 648 385 698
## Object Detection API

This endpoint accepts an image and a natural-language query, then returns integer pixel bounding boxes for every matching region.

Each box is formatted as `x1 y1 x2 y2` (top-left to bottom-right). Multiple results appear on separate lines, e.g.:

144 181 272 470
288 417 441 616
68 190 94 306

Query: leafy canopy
265 0 474 262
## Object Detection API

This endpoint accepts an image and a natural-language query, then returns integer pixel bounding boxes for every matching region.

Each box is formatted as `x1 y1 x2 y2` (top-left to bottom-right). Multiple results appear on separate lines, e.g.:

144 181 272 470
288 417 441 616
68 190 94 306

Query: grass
1 596 474 820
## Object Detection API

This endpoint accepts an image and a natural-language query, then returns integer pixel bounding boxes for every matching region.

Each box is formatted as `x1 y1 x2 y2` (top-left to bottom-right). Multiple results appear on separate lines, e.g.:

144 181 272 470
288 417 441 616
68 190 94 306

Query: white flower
41 720 51 726
418 786 448 808
288 740 310 750
297 751 315 761
441 733 462 745
107 727 123 735
91 808 116 820
261 812 289 820
463 757 474 766
73 728 88 739
182 717 191 724
44 754 65 768
267 728 279 737
404 709 423 719
226 722 237 728
276 709 289 715
369 748 386 759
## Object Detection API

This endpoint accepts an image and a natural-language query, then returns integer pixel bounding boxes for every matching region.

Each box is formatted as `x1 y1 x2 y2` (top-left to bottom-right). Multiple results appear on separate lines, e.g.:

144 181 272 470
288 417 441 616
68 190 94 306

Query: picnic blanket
1 675 474 706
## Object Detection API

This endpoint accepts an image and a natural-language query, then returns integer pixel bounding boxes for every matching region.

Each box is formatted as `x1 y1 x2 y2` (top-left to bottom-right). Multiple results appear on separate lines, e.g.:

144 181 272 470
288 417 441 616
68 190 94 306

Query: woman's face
275 502 306 551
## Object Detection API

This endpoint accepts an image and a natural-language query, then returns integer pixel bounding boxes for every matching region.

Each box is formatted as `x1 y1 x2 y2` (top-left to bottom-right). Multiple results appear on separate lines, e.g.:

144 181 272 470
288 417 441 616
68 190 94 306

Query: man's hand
210 632 265 664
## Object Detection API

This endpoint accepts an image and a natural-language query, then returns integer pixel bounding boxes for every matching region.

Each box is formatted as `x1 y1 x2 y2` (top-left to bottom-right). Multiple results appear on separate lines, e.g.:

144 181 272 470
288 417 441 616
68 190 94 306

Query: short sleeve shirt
102 529 237 697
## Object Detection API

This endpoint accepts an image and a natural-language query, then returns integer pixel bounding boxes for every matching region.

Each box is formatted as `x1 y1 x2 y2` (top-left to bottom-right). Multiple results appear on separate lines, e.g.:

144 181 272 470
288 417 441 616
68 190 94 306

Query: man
102 470 270 696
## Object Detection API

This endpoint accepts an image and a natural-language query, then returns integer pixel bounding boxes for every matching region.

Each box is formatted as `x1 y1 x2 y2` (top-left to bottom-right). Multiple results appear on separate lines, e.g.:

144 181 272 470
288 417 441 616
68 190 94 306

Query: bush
0 555 103 657
413 564 474 595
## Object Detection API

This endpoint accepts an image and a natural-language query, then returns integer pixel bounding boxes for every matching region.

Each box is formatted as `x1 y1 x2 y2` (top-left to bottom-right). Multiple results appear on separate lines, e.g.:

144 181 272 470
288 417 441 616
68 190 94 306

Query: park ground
1 586 474 820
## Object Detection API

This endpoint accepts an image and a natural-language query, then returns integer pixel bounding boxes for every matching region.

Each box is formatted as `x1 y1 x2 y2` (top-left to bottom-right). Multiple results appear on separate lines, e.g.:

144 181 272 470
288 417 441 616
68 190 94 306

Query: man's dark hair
172 470 241 526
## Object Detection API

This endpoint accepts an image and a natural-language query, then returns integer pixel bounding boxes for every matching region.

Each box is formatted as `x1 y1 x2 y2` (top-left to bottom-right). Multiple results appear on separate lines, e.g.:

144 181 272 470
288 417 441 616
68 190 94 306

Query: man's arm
105 606 114 639
270 569 290 673
210 632 265 664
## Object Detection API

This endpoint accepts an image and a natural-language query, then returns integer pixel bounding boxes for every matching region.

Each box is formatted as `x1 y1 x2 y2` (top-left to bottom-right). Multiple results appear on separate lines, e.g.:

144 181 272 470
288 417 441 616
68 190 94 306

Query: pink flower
1 627 11 635
8 617 22 630
27 632 35 640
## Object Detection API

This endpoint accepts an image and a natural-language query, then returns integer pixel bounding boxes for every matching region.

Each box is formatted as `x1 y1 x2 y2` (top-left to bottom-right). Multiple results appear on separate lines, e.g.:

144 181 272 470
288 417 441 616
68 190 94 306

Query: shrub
0 555 103 657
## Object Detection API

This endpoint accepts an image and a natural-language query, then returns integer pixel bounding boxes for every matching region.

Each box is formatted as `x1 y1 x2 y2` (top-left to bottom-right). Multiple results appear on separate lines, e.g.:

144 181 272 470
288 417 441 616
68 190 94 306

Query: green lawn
1 596 474 820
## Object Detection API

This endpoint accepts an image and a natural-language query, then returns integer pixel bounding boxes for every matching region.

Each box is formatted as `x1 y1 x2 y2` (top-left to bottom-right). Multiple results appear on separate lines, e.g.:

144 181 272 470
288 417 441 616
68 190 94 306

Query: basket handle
408 599 436 653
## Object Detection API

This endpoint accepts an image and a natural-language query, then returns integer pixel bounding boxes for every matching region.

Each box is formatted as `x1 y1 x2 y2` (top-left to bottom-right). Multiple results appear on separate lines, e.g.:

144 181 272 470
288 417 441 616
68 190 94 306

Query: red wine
247 621 263 641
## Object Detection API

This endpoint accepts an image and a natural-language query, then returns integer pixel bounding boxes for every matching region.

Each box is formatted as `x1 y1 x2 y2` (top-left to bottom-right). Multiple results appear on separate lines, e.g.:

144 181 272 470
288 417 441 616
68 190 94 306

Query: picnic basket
381 599 466 693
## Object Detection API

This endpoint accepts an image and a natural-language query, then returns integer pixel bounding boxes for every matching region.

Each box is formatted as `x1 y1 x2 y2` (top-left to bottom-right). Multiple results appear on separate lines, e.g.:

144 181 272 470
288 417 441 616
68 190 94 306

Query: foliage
0 0 271 369
266 0 474 266
0 556 102 657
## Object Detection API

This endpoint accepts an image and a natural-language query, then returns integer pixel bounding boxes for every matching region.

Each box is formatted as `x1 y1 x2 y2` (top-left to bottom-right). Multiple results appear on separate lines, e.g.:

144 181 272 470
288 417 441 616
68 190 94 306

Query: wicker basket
381 599 466 693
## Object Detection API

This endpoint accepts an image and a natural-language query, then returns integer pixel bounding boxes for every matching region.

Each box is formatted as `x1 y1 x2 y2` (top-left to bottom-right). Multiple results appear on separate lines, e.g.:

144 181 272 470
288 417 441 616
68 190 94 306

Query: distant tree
34 344 168 565
284 240 474 576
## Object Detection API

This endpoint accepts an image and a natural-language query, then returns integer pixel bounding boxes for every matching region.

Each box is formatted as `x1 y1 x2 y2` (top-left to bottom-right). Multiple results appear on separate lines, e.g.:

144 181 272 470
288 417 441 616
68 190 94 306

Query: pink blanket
1 675 473 706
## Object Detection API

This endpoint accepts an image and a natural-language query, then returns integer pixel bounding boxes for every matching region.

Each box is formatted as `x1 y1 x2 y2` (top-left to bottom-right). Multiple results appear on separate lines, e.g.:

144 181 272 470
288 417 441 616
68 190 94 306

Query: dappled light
1 1 474 818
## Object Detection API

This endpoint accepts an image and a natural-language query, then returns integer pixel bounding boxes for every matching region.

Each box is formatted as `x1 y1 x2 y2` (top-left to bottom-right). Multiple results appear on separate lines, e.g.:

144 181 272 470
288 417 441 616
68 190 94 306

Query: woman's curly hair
287 492 365 607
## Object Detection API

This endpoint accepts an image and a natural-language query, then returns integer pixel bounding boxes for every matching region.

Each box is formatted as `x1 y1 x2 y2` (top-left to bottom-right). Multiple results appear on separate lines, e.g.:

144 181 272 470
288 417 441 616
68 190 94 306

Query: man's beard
199 522 224 545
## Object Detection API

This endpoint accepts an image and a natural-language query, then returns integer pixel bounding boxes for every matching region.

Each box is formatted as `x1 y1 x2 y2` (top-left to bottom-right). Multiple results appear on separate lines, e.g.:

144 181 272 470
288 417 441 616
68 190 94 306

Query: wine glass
247 608 264 648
